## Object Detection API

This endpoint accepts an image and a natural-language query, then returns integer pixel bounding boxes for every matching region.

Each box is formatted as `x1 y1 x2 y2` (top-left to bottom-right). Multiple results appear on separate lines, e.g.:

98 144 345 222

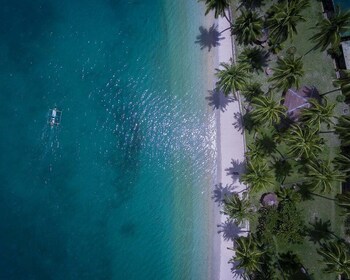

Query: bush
257 201 305 245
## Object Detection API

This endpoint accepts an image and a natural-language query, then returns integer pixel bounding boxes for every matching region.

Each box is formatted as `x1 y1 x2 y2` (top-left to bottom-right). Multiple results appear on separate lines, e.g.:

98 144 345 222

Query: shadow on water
195 24 224 52
205 89 234 112
0 0 58 71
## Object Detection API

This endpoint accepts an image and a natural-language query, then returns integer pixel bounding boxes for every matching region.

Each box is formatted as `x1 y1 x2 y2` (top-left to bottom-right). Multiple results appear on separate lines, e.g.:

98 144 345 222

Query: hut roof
261 192 278 207
283 86 320 121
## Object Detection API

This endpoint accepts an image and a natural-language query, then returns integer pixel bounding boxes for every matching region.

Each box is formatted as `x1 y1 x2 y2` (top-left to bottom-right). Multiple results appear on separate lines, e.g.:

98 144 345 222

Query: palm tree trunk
310 192 336 201
275 148 286 160
320 88 341 96
303 47 315 57
223 13 233 26
220 26 231 34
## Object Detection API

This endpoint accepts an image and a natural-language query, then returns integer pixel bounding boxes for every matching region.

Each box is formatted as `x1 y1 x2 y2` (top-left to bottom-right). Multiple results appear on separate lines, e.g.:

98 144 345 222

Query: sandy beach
214 11 248 280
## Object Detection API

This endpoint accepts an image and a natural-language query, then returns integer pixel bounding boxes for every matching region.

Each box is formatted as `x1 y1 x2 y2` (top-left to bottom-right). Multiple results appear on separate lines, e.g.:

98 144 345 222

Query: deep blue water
0 0 216 279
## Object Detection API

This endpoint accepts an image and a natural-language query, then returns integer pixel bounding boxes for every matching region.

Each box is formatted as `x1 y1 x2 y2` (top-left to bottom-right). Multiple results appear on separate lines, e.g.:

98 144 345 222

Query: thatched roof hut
261 192 278 207
283 86 320 121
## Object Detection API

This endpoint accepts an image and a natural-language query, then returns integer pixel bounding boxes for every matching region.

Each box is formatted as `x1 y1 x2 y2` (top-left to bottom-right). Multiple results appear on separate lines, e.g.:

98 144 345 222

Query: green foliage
238 0 265 10
310 7 350 51
275 201 306 245
333 153 350 175
266 0 310 44
257 201 306 245
299 98 335 130
250 95 287 127
215 62 250 97
268 55 304 92
277 252 309 280
230 235 265 277
336 191 350 217
246 142 266 162
241 160 275 193
317 241 350 278
273 159 293 183
232 9 264 45
335 115 350 148
276 187 301 204
304 160 345 194
336 94 346 103
241 82 264 102
284 124 323 160
257 206 279 244
223 192 252 225
334 70 350 100
238 47 269 73
199 0 230 18
243 111 260 133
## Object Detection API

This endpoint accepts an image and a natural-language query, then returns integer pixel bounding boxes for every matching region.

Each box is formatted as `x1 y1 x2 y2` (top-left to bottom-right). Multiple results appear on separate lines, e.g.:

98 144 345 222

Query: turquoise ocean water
0 0 217 279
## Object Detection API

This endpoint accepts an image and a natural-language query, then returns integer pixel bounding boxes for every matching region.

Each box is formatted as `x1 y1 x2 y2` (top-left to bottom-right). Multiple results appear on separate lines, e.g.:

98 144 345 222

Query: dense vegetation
199 0 350 279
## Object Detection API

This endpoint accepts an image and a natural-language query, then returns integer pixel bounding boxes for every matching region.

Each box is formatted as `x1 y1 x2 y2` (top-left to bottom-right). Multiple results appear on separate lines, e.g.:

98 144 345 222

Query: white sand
216 13 248 280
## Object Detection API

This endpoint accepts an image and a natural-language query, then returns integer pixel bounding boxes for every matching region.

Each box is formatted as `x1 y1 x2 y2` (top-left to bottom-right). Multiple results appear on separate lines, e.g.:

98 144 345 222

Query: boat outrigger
48 107 62 126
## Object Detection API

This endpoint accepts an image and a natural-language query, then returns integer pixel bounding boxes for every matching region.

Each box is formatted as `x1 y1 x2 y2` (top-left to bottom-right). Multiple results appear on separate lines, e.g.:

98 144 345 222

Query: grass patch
229 0 347 279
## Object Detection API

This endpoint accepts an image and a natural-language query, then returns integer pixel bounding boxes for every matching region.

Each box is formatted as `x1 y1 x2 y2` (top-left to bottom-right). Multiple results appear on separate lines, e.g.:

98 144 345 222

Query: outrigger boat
48 107 62 126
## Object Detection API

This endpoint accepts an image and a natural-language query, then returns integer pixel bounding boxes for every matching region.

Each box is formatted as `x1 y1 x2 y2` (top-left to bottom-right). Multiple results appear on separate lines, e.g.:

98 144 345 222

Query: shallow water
0 0 216 279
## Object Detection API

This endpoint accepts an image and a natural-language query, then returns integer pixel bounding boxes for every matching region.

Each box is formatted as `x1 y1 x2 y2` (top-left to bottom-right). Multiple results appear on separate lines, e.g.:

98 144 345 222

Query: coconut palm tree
299 98 335 130
333 153 350 174
232 9 264 46
305 160 345 193
310 7 350 52
246 142 266 163
268 55 304 92
276 187 301 204
284 124 323 160
317 241 350 278
230 235 265 277
336 191 350 216
215 62 250 97
333 69 350 99
266 0 310 44
238 47 269 73
241 82 264 103
223 192 252 225
241 160 275 193
238 0 265 10
335 115 350 148
199 0 231 21
250 95 287 127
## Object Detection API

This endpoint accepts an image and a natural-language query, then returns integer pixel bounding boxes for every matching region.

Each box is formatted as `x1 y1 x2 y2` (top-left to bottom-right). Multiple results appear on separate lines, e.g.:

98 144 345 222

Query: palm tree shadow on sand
230 260 245 279
225 159 246 183
195 24 224 52
206 89 235 112
233 112 244 134
212 183 235 205
217 219 247 241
